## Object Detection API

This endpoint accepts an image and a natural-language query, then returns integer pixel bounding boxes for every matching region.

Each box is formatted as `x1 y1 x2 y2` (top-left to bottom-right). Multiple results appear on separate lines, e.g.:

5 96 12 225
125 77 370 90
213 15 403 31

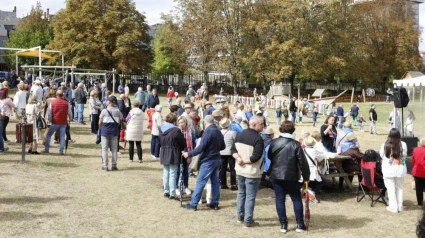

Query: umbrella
65 123 70 154
304 182 310 231
179 155 184 207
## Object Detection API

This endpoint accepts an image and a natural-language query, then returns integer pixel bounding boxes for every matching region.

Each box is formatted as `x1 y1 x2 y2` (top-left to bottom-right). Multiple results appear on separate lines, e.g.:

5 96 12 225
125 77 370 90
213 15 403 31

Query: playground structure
0 46 119 94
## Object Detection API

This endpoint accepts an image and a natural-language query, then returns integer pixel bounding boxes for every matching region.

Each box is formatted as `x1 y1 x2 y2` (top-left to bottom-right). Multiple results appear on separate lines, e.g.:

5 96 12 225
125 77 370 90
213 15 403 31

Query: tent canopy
15 50 55 59
393 76 425 87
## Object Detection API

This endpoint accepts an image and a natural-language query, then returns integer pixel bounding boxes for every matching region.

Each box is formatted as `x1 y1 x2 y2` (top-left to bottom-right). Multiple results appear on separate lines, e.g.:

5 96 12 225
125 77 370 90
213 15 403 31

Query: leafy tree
48 0 152 73
153 15 187 75
4 2 53 66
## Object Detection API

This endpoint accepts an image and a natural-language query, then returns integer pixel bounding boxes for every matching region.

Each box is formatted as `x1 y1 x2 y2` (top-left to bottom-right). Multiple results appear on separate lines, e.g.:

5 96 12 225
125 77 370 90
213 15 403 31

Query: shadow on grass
70 126 92 135
121 166 162 172
311 214 372 231
0 173 10 176
0 196 71 204
70 143 101 149
0 212 58 221
40 162 80 168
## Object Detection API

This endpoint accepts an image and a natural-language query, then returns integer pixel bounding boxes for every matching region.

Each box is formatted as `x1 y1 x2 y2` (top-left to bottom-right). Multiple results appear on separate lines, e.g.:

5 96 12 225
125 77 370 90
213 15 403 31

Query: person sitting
339 132 363 189
303 136 326 203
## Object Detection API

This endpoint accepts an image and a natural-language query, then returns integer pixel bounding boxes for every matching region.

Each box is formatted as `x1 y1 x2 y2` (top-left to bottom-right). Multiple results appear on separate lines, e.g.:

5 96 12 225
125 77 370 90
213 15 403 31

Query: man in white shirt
30 79 43 104
236 103 248 122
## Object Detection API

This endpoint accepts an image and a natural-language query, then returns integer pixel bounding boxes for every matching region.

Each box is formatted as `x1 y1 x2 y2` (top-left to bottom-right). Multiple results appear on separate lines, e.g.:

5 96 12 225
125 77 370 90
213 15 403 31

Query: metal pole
21 123 25 163
112 68 116 95
16 55 18 75
38 46 42 79
297 84 300 100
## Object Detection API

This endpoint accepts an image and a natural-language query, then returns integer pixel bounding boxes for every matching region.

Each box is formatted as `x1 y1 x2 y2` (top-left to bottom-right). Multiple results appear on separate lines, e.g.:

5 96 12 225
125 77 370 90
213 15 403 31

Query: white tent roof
393 76 425 87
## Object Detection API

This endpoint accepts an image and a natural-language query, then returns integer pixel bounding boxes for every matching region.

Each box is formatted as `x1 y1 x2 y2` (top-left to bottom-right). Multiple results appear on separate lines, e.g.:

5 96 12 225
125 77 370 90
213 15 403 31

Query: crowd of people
1 79 425 234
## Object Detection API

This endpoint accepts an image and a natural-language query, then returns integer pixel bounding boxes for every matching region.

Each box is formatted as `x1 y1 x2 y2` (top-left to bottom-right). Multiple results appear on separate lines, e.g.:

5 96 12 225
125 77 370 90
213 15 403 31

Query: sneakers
208 204 220 210
41 149 49 153
0 147 9 152
101 167 108 172
296 223 307 233
176 189 181 196
280 223 288 233
243 221 259 228
237 216 244 223
185 188 192 195
138 159 143 163
111 167 118 171
182 204 197 211
164 193 170 198
307 189 319 203
386 206 398 213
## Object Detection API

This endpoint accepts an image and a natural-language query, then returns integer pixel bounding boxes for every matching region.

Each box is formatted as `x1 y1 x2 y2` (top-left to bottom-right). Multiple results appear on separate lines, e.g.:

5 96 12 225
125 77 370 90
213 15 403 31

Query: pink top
0 98 14 117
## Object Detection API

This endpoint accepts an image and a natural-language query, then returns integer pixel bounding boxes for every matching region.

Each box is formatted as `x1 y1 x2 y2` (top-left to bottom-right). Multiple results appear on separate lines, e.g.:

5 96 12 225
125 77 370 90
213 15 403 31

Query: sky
1 0 425 50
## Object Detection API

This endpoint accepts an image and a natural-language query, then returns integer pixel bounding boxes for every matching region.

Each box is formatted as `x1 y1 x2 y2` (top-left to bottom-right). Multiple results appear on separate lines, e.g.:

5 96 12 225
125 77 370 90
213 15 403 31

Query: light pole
297 83 300 99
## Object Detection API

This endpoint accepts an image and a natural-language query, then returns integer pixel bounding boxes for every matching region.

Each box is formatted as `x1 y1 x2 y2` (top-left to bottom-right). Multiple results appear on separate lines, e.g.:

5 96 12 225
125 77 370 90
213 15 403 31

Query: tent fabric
15 50 55 59
393 76 425 87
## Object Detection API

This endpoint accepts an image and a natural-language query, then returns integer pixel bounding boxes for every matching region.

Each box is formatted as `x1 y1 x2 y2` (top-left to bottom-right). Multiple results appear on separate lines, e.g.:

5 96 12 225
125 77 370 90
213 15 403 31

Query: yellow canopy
15 50 55 59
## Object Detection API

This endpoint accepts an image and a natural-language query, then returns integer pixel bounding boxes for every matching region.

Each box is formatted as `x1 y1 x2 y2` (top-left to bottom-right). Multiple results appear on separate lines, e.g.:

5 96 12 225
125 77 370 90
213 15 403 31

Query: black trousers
1 116 9 141
129 141 142 161
220 155 236 186
414 176 425 205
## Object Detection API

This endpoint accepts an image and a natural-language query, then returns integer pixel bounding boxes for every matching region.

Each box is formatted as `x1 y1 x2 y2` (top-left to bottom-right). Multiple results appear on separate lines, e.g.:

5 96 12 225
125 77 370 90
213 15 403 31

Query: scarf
184 128 193 152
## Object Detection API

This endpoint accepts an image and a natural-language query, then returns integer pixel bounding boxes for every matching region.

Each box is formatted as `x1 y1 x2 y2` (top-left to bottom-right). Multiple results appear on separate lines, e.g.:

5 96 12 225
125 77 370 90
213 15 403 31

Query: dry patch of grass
0 96 422 237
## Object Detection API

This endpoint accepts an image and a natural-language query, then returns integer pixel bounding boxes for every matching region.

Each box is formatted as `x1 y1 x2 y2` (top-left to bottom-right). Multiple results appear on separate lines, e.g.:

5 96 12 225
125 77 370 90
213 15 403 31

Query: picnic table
322 154 356 191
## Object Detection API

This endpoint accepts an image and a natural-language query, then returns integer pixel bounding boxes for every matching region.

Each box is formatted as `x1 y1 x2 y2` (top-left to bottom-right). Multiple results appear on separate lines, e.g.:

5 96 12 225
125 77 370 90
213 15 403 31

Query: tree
4 2 53 66
48 0 152 73
153 15 187 75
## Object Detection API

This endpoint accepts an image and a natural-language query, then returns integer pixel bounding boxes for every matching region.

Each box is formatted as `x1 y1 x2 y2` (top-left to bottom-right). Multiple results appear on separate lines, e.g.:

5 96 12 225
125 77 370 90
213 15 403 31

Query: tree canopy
4 2 53 66
47 0 152 73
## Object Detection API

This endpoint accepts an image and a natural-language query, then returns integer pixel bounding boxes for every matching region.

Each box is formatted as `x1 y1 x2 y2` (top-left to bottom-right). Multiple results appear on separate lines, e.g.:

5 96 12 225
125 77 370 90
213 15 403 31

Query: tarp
393 76 425 87
0 50 55 59
312 89 326 97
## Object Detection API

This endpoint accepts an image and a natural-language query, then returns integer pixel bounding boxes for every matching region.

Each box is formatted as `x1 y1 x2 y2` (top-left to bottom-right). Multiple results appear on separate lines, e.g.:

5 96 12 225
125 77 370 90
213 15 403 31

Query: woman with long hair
320 115 338 152
380 128 407 213
175 116 195 196
26 94 41 154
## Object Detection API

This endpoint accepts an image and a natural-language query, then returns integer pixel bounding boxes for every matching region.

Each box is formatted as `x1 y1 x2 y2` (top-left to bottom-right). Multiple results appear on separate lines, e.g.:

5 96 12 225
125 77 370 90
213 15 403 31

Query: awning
393 76 425 87
15 50 55 59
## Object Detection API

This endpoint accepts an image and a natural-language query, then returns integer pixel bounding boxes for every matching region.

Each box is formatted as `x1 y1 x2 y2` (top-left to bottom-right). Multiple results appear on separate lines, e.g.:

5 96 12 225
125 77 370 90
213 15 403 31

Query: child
276 105 282 126
312 105 318 127
282 105 289 121
358 114 366 132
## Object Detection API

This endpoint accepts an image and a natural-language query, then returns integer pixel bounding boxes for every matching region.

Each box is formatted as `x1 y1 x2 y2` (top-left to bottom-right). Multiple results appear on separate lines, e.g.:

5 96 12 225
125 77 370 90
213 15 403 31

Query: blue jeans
189 159 221 207
271 179 304 226
151 135 160 157
0 119 4 151
312 112 318 126
163 164 178 196
237 176 261 224
45 124 67 153
176 160 189 188
337 116 344 128
76 104 84 123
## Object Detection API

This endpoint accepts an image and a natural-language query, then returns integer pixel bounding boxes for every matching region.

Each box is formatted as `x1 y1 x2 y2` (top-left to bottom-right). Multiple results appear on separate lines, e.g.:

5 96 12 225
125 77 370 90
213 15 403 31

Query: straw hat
263 128 274 135
184 104 192 109
219 118 231 128
304 136 316 147
346 132 357 141
205 101 212 105
212 109 224 117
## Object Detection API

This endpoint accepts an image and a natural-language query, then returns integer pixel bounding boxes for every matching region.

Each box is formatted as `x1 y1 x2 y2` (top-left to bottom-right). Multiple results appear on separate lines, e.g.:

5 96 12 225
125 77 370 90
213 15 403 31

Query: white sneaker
155 157 160 160
151 155 155 159
175 189 180 196
386 206 398 213
185 188 192 195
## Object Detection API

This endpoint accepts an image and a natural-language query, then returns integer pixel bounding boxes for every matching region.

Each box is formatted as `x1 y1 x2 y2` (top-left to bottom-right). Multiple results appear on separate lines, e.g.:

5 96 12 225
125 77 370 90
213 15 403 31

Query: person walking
125 101 144 163
43 90 72 155
134 87 146 110
268 121 310 233
350 103 359 126
380 128 407 213
276 105 282 126
231 115 265 228
182 115 225 211
167 86 174 106
145 88 160 111
151 105 163 160
289 97 297 124
159 113 186 200
74 82 87 124
336 104 344 129
412 137 425 206
99 96 123 171
219 118 237 190
369 104 378 135
0 90 14 143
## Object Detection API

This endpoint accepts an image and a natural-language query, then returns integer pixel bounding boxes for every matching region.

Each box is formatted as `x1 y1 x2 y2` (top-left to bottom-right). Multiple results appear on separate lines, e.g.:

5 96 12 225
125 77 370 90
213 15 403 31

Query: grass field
0 91 423 237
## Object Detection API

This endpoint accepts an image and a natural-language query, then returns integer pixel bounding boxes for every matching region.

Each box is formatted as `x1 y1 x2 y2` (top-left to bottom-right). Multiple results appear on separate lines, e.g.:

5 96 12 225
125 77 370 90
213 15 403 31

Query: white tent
393 76 425 102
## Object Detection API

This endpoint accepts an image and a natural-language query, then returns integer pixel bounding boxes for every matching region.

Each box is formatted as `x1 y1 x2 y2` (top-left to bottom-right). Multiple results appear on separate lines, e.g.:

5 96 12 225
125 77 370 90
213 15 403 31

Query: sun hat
212 109 224 117
219 118 231 128
155 105 163 112
264 128 274 135
304 136 316 147
220 98 226 103
205 101 212 105
184 104 192 109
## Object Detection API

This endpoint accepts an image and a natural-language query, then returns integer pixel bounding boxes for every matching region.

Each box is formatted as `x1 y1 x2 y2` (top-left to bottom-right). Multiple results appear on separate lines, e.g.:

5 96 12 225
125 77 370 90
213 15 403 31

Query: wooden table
322 155 356 191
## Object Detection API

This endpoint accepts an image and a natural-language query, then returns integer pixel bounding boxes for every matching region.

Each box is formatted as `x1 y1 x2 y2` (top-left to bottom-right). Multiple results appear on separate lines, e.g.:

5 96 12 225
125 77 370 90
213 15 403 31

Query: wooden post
412 87 416 102
362 89 366 103
351 87 354 103
420 87 423 103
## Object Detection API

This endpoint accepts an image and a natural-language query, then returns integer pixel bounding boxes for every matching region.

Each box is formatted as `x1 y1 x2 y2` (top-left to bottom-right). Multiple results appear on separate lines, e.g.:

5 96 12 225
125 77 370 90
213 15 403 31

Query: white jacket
303 147 322 182
151 112 162 136
14 90 27 112
125 108 144 141
380 142 407 178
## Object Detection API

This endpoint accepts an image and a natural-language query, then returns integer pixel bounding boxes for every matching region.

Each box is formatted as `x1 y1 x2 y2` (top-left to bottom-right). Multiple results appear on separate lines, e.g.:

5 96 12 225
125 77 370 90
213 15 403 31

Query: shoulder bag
36 111 47 129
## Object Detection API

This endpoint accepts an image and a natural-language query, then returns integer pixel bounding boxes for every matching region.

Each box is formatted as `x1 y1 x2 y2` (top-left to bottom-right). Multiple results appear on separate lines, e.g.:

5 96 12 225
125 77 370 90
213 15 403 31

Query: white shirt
151 112 162 136
31 85 43 103
380 142 407 178
236 109 247 121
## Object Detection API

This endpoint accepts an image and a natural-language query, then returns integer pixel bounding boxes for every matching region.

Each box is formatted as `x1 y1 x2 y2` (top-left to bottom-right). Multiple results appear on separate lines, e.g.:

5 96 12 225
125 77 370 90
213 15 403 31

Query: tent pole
38 46 42 79
15 55 18 75
112 68 116 95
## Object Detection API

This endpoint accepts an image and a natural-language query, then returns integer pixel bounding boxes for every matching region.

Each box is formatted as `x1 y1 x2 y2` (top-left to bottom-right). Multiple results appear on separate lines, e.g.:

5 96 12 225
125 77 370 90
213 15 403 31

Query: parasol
304 181 310 231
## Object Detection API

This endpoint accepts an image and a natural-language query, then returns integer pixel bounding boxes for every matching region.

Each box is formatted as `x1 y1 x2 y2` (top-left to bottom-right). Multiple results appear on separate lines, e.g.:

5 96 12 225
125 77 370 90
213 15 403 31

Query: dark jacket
204 106 215 117
267 136 310 181
188 124 225 164
159 123 186 166
145 94 160 108
320 124 337 152
289 100 297 113
118 98 131 119
340 147 364 173
337 106 344 116
351 105 359 117
75 87 87 104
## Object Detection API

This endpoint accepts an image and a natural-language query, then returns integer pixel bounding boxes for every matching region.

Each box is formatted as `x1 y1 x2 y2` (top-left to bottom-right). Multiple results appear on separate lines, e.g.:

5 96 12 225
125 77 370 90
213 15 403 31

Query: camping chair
356 160 387 207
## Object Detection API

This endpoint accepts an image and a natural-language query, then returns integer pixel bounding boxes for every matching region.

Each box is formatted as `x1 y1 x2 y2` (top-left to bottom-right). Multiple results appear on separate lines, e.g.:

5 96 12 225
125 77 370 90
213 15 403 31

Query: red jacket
146 108 155 131
51 97 69 125
167 90 174 99
412 146 425 178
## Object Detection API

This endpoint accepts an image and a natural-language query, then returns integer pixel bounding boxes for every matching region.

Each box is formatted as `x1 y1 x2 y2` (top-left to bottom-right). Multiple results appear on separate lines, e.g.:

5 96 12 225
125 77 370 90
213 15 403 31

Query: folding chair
356 161 387 207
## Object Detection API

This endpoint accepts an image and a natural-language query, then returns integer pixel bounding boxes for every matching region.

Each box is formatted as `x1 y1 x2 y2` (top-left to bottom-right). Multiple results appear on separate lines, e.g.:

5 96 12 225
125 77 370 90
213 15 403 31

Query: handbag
96 128 101 144
189 155 200 172
36 112 47 129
